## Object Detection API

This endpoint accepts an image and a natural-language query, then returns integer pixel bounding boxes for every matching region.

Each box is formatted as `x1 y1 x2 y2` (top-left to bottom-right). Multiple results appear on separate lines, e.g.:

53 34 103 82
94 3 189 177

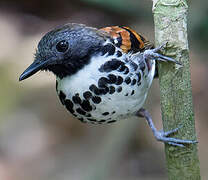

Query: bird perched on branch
19 23 196 147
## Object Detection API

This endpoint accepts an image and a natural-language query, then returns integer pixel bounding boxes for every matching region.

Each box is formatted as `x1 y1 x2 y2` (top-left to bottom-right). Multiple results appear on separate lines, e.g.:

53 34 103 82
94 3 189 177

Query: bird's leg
143 42 182 66
136 108 197 147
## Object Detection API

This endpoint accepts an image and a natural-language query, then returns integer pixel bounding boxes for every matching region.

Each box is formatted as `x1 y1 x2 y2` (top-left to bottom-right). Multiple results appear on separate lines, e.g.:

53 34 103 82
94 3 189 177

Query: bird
19 23 196 147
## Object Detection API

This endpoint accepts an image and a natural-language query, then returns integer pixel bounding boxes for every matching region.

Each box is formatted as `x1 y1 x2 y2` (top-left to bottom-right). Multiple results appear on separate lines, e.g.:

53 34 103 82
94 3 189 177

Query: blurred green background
0 0 207 179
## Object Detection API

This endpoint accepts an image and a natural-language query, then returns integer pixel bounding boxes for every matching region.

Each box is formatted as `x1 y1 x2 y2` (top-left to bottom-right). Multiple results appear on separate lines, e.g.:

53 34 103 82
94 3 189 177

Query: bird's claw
152 42 168 53
155 126 198 147
143 42 182 66
160 124 183 136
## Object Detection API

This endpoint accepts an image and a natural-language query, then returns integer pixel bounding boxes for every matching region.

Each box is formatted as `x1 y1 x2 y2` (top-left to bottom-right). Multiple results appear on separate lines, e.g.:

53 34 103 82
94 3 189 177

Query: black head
19 23 106 81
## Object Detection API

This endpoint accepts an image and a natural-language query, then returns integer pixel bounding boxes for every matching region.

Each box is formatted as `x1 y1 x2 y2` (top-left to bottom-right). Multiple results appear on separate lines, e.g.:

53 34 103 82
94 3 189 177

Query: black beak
19 60 48 81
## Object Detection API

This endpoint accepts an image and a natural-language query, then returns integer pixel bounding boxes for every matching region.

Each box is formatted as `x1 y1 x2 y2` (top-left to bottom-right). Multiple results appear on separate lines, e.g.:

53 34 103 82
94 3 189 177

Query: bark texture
153 0 201 179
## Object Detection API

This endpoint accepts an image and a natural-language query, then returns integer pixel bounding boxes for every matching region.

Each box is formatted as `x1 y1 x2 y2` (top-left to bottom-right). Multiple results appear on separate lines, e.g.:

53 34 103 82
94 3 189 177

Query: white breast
56 52 155 124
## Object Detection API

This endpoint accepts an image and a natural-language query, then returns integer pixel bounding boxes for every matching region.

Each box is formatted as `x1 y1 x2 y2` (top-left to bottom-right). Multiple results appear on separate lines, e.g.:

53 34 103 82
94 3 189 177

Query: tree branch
152 0 201 179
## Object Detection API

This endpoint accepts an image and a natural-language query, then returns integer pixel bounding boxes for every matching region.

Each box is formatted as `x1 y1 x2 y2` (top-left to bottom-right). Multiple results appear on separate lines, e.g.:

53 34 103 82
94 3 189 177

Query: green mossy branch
153 0 201 179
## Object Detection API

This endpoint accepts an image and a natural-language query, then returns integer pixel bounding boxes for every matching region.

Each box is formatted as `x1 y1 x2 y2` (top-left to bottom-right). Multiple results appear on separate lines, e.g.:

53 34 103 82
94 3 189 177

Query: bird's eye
56 40 69 53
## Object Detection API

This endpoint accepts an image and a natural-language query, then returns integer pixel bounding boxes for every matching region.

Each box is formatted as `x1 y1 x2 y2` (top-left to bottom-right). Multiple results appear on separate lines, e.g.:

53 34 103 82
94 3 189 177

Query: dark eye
56 40 69 53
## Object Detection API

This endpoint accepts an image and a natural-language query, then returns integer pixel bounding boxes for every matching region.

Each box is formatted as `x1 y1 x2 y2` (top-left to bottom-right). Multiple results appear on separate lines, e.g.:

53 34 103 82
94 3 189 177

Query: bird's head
19 23 106 81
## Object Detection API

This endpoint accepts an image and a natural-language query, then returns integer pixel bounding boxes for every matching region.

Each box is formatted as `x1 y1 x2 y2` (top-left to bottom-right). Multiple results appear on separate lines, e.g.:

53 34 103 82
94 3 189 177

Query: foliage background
0 0 207 179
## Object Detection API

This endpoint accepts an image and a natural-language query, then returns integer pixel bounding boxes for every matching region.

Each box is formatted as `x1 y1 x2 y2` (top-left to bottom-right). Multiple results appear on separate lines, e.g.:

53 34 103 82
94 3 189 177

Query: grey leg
136 108 197 147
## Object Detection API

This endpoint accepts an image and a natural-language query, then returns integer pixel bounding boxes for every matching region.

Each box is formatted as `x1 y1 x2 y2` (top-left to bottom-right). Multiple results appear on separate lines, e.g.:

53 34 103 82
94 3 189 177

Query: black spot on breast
125 77 131 84
81 100 92 112
117 64 126 72
102 112 109 116
123 67 129 74
99 59 125 73
87 118 97 122
116 76 123 85
109 86 115 94
108 74 117 84
112 111 116 114
130 61 138 71
140 61 145 72
72 93 82 104
83 91 92 100
131 79 137 85
101 44 116 56
76 108 86 115
89 84 101 95
99 120 106 123
125 93 128 96
99 87 109 95
92 96 101 104
117 86 122 93
98 77 109 88
107 120 116 124
117 51 122 57
65 99 74 114
59 91 66 105
131 90 135 95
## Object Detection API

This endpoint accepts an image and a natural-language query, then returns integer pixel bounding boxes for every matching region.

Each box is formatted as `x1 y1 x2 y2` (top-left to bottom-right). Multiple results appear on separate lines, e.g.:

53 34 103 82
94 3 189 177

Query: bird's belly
56 54 155 124
90 88 148 123
56 74 151 124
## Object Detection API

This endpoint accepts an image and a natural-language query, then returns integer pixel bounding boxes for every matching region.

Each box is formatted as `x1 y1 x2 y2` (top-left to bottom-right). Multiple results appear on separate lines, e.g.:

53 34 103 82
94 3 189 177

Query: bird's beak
19 60 48 81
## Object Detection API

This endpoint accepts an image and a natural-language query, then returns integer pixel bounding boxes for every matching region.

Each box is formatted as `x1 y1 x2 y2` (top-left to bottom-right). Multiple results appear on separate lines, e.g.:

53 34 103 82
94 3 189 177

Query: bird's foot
143 42 182 66
136 108 197 147
155 126 197 147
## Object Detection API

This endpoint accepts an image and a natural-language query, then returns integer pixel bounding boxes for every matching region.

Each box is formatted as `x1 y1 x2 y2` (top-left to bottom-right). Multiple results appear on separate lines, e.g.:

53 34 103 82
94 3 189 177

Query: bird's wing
99 26 153 53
